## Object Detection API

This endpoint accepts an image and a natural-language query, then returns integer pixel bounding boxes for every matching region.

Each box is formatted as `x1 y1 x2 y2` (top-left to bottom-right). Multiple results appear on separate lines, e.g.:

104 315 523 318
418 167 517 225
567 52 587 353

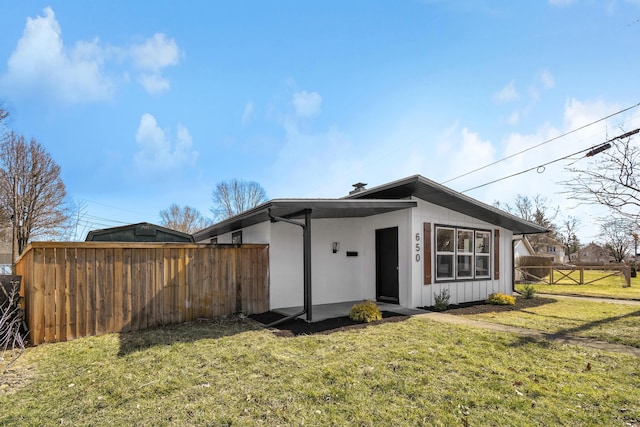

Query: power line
462 128 640 193
443 101 640 185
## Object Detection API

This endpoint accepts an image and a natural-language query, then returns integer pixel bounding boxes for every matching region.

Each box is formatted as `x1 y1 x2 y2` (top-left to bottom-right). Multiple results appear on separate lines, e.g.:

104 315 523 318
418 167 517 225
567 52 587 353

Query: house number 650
415 233 421 262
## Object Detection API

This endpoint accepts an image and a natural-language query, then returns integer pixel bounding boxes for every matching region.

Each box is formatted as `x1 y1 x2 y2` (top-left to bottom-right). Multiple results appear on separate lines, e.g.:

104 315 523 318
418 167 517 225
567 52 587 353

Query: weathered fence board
16 243 269 345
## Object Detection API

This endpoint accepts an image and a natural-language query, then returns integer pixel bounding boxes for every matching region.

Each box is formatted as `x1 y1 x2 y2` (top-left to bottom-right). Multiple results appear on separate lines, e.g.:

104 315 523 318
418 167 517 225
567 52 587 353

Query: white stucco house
194 175 547 320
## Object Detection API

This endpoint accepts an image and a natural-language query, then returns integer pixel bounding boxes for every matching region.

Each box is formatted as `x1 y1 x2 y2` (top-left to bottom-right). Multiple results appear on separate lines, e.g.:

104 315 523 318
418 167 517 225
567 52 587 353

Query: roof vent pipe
349 182 367 195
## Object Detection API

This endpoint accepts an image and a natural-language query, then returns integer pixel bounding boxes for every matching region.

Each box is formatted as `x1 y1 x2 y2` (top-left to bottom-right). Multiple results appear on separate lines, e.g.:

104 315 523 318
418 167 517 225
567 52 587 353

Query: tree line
158 179 267 234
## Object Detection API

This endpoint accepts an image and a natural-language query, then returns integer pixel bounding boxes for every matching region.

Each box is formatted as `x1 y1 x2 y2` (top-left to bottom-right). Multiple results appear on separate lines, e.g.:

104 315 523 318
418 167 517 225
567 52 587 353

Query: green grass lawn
461 297 640 348
515 270 640 300
2 316 640 426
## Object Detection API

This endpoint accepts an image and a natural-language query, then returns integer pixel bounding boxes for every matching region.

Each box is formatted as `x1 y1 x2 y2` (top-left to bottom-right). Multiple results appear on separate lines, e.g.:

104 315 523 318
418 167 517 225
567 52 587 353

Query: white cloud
562 98 618 131
130 33 181 71
539 70 556 90
242 101 254 125
134 113 198 172
265 117 365 198
130 33 182 95
0 7 113 104
139 73 170 95
508 111 520 125
292 91 322 117
493 80 519 104
0 8 182 103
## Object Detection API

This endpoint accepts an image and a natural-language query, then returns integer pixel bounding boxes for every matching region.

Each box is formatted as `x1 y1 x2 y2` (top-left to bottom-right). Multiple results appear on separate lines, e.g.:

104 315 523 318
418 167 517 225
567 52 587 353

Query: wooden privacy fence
15 242 269 345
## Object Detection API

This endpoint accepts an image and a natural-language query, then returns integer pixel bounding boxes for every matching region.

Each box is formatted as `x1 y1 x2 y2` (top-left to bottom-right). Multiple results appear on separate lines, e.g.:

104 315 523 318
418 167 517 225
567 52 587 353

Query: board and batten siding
411 199 513 307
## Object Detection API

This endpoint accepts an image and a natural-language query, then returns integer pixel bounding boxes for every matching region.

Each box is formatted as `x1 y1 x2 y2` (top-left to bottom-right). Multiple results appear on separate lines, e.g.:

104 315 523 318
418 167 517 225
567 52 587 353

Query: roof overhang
193 199 417 240
347 175 548 235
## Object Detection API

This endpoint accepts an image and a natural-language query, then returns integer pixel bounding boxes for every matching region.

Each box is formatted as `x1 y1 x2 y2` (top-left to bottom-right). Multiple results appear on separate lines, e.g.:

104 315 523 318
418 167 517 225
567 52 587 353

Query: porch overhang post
267 207 312 324
304 209 312 322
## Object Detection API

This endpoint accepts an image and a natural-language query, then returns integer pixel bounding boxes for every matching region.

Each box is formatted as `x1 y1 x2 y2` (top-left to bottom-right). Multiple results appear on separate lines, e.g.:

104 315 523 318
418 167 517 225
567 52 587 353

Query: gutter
512 235 525 295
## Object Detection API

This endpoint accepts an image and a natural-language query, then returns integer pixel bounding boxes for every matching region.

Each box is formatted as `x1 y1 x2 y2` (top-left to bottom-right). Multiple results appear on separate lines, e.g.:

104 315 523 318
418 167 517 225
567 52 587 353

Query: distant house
534 237 566 263
194 174 546 317
85 222 194 243
514 236 535 261
575 242 610 264
0 241 12 274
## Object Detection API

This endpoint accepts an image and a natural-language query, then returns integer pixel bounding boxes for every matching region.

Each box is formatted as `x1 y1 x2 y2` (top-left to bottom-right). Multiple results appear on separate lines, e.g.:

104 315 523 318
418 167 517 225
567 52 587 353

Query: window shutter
424 222 432 284
494 229 500 279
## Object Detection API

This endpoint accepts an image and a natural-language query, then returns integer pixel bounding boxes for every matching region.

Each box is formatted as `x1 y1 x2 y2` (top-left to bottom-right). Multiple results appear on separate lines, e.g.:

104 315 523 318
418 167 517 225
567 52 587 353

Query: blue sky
1 1 639 241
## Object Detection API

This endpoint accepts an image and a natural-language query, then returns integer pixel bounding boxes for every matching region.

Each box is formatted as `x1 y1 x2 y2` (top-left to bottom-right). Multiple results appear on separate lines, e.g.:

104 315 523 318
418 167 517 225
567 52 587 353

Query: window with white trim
475 230 491 278
435 225 492 281
435 227 455 279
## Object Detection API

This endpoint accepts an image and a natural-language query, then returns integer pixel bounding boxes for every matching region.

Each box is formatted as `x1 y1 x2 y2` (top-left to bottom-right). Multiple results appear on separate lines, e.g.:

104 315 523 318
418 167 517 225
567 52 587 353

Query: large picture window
435 225 491 281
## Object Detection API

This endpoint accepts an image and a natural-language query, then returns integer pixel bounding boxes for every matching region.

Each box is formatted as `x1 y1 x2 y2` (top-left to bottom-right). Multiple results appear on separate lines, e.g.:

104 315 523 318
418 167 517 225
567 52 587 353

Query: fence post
623 265 631 287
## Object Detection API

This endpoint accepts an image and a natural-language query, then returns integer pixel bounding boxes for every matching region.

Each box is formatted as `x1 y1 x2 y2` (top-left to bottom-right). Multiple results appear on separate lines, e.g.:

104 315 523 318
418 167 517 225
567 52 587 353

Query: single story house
86 222 195 243
194 175 547 319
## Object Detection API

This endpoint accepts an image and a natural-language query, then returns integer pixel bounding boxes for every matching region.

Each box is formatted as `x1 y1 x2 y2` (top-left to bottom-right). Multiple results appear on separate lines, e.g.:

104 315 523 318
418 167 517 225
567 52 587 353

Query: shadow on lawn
507 308 640 351
249 311 410 337
447 296 640 350
546 309 640 341
117 311 411 355
117 316 258 357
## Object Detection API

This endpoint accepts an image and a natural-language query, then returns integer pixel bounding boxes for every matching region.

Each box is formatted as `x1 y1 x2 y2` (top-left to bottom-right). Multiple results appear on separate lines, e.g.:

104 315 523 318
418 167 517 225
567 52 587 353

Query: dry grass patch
1 316 639 426
460 297 640 348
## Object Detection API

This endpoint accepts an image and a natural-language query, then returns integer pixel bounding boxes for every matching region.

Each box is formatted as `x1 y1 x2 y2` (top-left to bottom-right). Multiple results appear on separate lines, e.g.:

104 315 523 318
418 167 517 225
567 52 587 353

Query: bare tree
211 179 267 220
0 103 8 128
1 279 27 362
0 132 69 259
564 130 640 224
599 218 632 263
53 197 89 241
159 203 211 234
495 194 557 252
557 216 581 258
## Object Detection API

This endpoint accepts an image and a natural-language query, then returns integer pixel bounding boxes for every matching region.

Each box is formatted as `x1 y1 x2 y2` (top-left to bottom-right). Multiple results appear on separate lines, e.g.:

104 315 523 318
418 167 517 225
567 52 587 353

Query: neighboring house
534 237 566 263
575 242 610 264
194 175 546 317
0 241 12 274
86 222 194 243
513 237 536 282
513 236 535 261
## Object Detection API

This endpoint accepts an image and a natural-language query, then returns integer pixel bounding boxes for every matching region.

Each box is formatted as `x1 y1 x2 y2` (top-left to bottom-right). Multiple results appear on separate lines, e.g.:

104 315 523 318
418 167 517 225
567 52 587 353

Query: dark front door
376 227 399 304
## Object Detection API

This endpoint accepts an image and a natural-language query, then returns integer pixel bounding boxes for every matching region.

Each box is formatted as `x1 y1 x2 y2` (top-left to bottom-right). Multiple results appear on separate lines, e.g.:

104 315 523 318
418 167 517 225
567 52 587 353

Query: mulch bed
433 296 557 315
249 311 410 337
250 297 557 336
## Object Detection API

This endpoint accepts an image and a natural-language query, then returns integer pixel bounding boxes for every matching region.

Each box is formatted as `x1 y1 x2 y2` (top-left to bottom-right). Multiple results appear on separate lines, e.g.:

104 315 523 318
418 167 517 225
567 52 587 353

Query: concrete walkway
417 307 640 357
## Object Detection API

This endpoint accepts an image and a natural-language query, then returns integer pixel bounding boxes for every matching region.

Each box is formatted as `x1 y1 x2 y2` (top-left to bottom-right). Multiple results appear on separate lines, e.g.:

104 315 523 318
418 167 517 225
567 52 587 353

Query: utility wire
462 128 640 193
443 101 640 185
